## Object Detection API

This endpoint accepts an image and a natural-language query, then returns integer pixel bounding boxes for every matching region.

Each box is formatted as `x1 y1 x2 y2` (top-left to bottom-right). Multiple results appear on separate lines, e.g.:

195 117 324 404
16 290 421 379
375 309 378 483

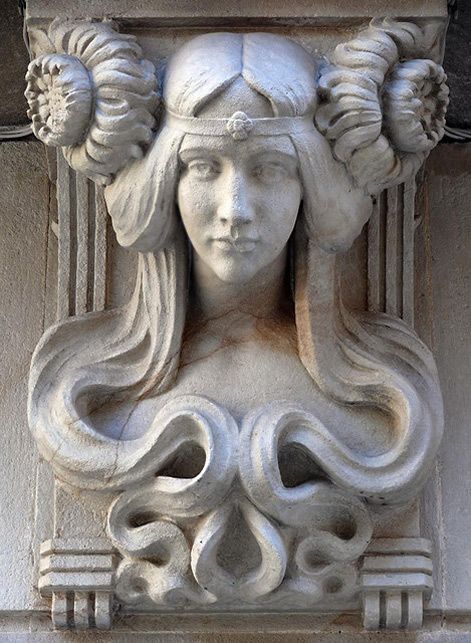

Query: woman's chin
211 260 260 285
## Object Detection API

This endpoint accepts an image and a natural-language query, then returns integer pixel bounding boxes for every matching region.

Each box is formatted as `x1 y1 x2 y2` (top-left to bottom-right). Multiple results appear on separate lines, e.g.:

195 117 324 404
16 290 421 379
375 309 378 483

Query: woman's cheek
178 178 215 247
178 178 201 219
268 182 301 249
186 178 212 211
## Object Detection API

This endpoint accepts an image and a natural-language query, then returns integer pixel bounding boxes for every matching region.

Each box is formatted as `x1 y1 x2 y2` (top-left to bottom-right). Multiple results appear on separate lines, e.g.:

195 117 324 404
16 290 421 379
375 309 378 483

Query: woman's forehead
179 133 298 159
196 78 273 119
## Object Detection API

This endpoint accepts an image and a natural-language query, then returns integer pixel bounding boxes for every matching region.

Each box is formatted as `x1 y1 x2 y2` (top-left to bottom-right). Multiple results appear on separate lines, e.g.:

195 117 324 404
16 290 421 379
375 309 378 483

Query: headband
165 110 315 140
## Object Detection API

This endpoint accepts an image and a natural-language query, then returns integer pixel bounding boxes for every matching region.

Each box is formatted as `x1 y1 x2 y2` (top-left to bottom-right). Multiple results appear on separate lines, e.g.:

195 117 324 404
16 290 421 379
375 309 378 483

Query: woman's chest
175 338 323 420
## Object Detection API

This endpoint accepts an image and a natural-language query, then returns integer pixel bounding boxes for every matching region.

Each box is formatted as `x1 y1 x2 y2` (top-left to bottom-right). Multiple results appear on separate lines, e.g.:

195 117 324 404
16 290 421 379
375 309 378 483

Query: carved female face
176 80 302 284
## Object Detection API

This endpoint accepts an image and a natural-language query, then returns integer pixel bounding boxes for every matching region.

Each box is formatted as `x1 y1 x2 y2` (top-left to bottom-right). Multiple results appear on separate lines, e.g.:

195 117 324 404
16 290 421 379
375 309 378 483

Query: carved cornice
25 0 449 25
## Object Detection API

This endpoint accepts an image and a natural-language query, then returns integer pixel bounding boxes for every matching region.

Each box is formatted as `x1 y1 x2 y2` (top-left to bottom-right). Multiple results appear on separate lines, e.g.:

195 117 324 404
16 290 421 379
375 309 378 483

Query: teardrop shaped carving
191 499 287 602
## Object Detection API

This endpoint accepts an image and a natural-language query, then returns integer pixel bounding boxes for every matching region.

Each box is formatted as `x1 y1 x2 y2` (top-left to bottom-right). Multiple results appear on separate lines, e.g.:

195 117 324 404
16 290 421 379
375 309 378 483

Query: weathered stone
443 6 471 129
0 2 30 126
421 144 471 612
0 141 49 610
21 11 448 631
4 1 471 640
4 0 471 132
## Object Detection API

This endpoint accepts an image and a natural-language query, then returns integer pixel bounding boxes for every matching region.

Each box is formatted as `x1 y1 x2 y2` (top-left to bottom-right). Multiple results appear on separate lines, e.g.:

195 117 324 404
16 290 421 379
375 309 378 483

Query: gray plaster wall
0 142 49 613
0 140 470 641
421 145 471 614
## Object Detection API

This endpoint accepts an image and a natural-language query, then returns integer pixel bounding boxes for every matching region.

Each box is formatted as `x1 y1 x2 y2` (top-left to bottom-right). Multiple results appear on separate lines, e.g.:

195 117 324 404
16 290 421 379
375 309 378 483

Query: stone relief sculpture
25 16 448 629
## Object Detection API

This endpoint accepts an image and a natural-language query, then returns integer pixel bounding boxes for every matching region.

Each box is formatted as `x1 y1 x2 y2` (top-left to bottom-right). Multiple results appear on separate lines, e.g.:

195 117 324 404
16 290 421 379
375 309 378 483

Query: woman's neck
189 249 290 323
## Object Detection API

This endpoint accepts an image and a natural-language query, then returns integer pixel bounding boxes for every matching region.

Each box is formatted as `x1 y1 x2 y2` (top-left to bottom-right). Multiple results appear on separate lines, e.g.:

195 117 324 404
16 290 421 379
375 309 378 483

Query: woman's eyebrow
249 149 298 163
178 147 216 160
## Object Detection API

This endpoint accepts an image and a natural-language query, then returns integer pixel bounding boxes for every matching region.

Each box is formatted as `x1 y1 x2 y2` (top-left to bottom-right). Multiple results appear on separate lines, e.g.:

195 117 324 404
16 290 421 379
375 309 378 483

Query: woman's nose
217 171 255 228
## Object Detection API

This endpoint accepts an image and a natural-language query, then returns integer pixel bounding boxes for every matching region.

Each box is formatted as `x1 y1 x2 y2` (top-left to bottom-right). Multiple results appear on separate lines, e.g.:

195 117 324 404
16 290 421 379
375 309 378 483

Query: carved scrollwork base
39 538 116 630
360 538 433 630
105 397 374 609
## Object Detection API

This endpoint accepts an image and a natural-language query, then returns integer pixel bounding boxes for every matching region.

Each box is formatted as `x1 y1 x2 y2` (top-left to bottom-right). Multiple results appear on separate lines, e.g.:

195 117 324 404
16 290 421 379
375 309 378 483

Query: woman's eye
187 160 219 180
252 162 288 182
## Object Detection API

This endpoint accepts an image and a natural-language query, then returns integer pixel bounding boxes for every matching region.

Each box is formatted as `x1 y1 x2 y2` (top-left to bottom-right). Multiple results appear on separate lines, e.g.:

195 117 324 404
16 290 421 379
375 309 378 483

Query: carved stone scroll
24 7 448 632
39 538 116 629
361 538 433 630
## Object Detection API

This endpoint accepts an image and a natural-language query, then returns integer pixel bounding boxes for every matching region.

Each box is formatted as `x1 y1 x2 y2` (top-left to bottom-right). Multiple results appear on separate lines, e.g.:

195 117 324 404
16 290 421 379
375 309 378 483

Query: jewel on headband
226 112 254 140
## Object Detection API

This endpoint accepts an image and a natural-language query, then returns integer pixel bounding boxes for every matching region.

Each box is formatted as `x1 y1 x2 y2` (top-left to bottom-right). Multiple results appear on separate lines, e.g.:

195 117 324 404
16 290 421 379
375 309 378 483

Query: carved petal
316 18 449 192
25 19 158 184
191 499 287 601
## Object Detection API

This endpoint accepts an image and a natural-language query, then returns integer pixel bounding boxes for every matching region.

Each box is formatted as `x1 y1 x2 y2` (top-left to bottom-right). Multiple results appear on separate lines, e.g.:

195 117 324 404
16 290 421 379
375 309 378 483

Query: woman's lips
213 237 258 252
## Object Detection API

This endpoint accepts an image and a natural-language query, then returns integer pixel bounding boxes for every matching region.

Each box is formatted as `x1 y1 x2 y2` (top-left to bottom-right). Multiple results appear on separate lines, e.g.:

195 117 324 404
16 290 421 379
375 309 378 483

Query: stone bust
97 32 374 436
26 22 447 616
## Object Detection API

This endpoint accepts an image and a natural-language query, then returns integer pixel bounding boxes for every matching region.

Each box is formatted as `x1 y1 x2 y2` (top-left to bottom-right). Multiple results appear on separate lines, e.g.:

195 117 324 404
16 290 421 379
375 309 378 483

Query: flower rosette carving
226 111 254 140
383 59 448 154
25 19 158 184
25 54 93 147
315 18 449 193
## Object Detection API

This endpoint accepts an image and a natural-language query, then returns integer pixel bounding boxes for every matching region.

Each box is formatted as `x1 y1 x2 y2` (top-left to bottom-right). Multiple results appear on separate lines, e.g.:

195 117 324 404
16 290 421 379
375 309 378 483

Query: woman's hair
105 32 371 254
29 32 442 504
25 19 158 184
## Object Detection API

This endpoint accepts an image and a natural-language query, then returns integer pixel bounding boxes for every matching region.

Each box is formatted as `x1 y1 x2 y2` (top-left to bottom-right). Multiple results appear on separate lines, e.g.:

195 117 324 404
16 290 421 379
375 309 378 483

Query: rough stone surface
0 141 49 609
2 613 471 641
443 3 471 129
0 1 30 126
423 144 471 611
24 0 448 21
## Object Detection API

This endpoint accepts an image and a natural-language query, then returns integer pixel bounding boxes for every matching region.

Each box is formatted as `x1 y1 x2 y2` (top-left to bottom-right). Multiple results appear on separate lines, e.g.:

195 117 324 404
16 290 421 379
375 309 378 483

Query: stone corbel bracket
23 3 449 634
39 538 116 630
361 538 433 630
